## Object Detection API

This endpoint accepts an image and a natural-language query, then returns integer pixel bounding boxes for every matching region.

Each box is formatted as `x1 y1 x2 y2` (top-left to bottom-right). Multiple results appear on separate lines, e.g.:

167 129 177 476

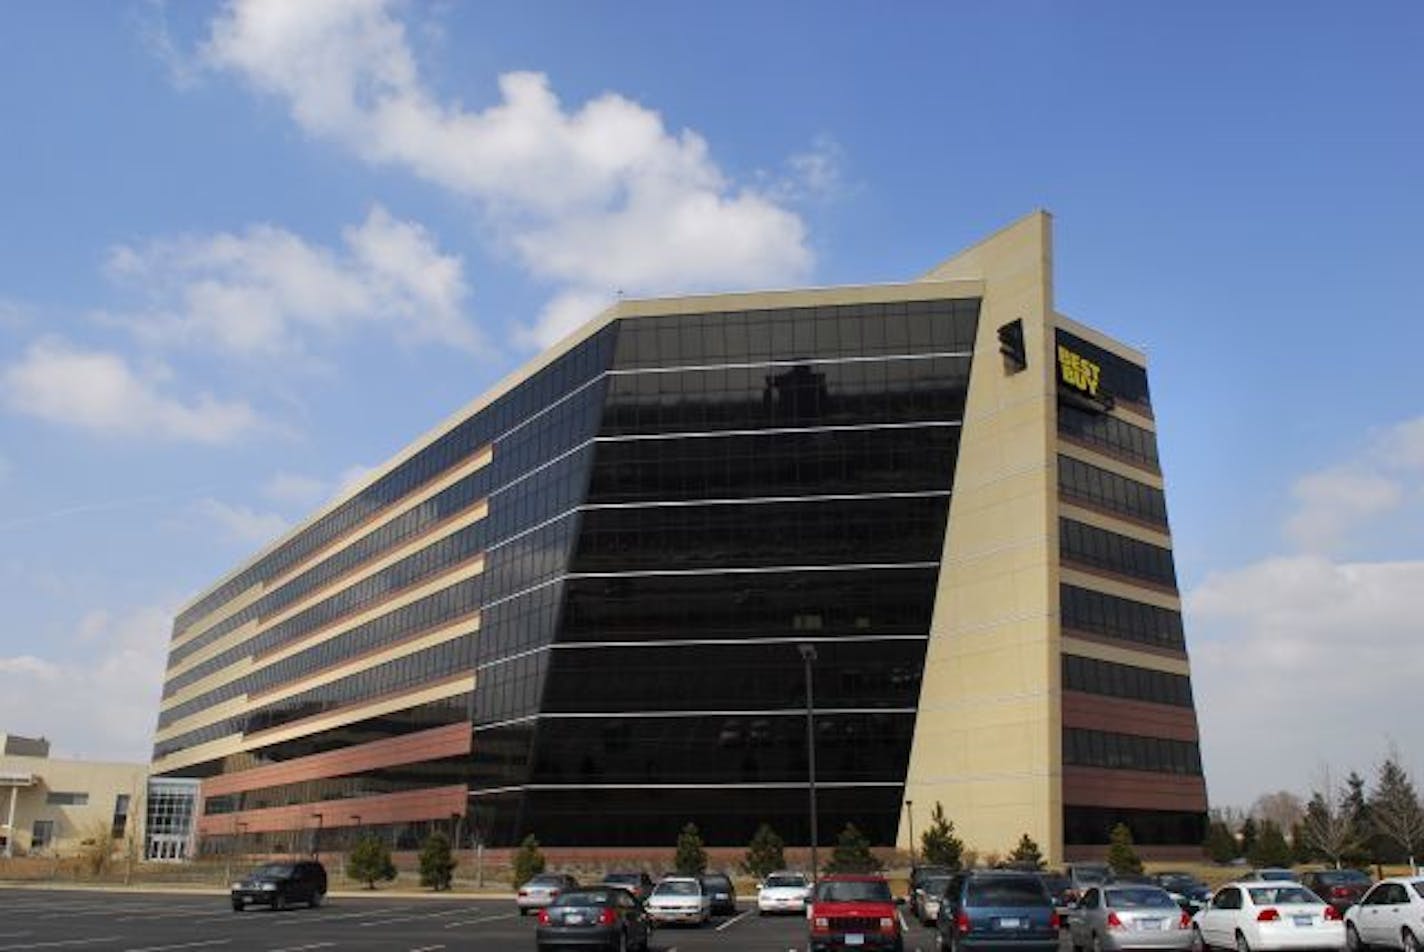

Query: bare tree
1370 750 1424 870
1300 767 1357 869
1252 790 1305 831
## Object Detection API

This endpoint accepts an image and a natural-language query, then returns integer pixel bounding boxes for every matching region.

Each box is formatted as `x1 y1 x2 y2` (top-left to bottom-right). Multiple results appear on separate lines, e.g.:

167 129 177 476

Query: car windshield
923 876 953 894
703 876 731 888
1107 888 1177 909
1413 884 1424 901
605 874 641 883
765 875 807 889
254 864 294 877
1159 875 1200 888
1075 868 1109 885
553 891 613 907
1248 887 1318 905
1041 876 1071 891
1318 871 1369 885
967 878 1051 907
654 881 699 896
529 875 566 886
1255 870 1294 881
816 880 892 903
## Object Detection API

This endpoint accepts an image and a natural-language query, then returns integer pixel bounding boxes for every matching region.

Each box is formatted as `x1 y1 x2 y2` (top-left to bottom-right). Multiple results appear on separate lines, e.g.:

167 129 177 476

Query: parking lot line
715 910 752 932
356 907 474 927
407 946 446 951
265 944 335 952
265 907 406 925
441 913 518 929
123 941 233 952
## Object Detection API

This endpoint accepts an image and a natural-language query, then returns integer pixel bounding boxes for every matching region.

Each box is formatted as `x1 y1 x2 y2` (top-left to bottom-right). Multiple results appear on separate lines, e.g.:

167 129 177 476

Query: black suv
231 860 328 911
699 872 738 915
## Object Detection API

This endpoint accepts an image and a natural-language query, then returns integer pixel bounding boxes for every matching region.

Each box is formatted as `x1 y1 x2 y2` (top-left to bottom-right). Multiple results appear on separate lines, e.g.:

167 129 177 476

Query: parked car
1154 873 1212 914
757 870 813 915
1301 869 1372 914
602 871 655 903
1344 877 1424 951
230 860 327 911
936 870 1059 952
912 865 957 897
1240 869 1297 883
535 887 653 952
1191 881 1343 952
1068 884 1192 952
699 871 737 916
809 874 904 952
645 876 711 926
915 874 957 926
519 873 580 915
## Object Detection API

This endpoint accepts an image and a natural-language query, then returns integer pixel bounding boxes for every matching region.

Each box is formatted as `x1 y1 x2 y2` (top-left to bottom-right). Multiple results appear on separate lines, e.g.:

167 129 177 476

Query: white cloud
198 0 814 343
104 205 479 358
194 498 289 546
1 338 260 443
1282 415 1424 553
1187 555 1424 805
0 604 172 763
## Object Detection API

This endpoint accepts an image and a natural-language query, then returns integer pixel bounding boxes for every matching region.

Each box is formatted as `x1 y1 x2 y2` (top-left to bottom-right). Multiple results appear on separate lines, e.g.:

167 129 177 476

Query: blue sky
1 1 1420 814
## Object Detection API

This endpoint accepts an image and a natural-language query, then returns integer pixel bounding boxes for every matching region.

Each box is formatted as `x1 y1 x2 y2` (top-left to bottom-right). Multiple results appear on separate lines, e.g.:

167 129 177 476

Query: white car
1192 881 1343 952
646 876 711 926
757 871 812 915
1345 877 1424 952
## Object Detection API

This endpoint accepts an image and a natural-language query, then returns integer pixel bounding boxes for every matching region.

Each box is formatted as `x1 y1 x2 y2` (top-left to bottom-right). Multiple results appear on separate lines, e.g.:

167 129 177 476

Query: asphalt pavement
0 886 971 951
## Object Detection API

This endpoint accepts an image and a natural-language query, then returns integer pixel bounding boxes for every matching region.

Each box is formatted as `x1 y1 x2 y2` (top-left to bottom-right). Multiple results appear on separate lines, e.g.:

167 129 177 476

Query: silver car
1070 885 1192 952
517 872 578 915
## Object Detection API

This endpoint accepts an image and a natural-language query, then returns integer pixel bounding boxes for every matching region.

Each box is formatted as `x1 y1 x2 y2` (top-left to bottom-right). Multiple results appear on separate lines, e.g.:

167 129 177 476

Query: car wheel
519 907 528 917
274 893 287 912
1348 923 1368 952
1235 930 1251 952
612 928 627 952
1403 929 1419 952
1093 932 1105 952
231 901 243 913
1191 926 1208 952
309 891 323 909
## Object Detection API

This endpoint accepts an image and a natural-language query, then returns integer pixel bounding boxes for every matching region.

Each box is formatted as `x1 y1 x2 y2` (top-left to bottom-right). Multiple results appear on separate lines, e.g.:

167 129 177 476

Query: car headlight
260 883 277 891
230 882 244 891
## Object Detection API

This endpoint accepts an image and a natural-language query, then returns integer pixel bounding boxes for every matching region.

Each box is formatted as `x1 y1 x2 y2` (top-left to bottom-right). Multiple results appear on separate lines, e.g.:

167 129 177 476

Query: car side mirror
896 896 906 906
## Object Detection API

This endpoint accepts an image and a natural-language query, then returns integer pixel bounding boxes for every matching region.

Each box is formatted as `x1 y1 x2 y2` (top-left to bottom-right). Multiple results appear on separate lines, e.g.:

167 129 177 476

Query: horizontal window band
582 490 951 511
470 782 905 795
569 562 940 580
530 708 916 720
474 635 929 672
597 420 962 443
607 350 972 376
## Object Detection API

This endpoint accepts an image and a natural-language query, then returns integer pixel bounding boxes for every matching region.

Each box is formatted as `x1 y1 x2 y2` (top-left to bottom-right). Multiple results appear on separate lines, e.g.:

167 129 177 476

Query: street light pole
905 800 916 866
799 643 820 884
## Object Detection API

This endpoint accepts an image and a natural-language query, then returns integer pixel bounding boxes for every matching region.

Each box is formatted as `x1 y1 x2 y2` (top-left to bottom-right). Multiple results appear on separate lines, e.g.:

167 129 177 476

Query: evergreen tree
1369 755 1424 868
674 823 708 876
743 824 787 881
919 803 964 869
1248 820 1293 868
826 823 882 874
418 831 457 891
347 834 397 889
1106 823 1143 876
1008 833 1045 870
1344 771 1374 865
511 834 546 887
1239 817 1259 859
1204 820 1239 864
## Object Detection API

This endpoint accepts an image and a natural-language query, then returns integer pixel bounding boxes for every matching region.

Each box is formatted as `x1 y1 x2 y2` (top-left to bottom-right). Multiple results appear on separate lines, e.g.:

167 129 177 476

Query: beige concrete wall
902 211 1063 862
0 755 147 856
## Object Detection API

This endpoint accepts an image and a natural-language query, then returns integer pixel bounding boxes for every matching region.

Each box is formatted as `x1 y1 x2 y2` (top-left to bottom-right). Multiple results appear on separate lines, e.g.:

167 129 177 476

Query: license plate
564 913 585 924
1294 916 1313 927
999 918 1024 929
845 935 865 946
1140 919 1163 931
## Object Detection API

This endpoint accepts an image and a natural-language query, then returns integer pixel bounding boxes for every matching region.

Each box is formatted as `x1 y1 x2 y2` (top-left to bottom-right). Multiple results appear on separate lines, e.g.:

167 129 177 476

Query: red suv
808 874 904 952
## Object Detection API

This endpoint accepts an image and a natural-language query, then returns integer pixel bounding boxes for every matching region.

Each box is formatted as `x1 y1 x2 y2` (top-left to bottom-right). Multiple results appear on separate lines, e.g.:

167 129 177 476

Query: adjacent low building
0 734 148 859
151 211 1208 863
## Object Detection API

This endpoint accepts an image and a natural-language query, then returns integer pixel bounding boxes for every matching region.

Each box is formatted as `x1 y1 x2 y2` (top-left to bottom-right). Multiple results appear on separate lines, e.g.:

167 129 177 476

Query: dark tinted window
1063 728 1202 775
966 877 1051 906
1106 888 1177 909
1055 330 1151 412
1064 807 1206 847
1062 655 1194 708
817 880 892 903
1058 405 1159 471
1060 585 1185 652
1060 519 1178 588
1058 455 1168 528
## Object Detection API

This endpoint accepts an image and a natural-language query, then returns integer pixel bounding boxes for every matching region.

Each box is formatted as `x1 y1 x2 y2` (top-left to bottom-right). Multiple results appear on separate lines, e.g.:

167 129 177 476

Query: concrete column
3 786 17 858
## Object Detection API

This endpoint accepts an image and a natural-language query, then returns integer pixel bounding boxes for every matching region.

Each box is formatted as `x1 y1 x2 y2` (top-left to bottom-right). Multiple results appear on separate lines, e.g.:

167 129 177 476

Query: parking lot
0 886 981 951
